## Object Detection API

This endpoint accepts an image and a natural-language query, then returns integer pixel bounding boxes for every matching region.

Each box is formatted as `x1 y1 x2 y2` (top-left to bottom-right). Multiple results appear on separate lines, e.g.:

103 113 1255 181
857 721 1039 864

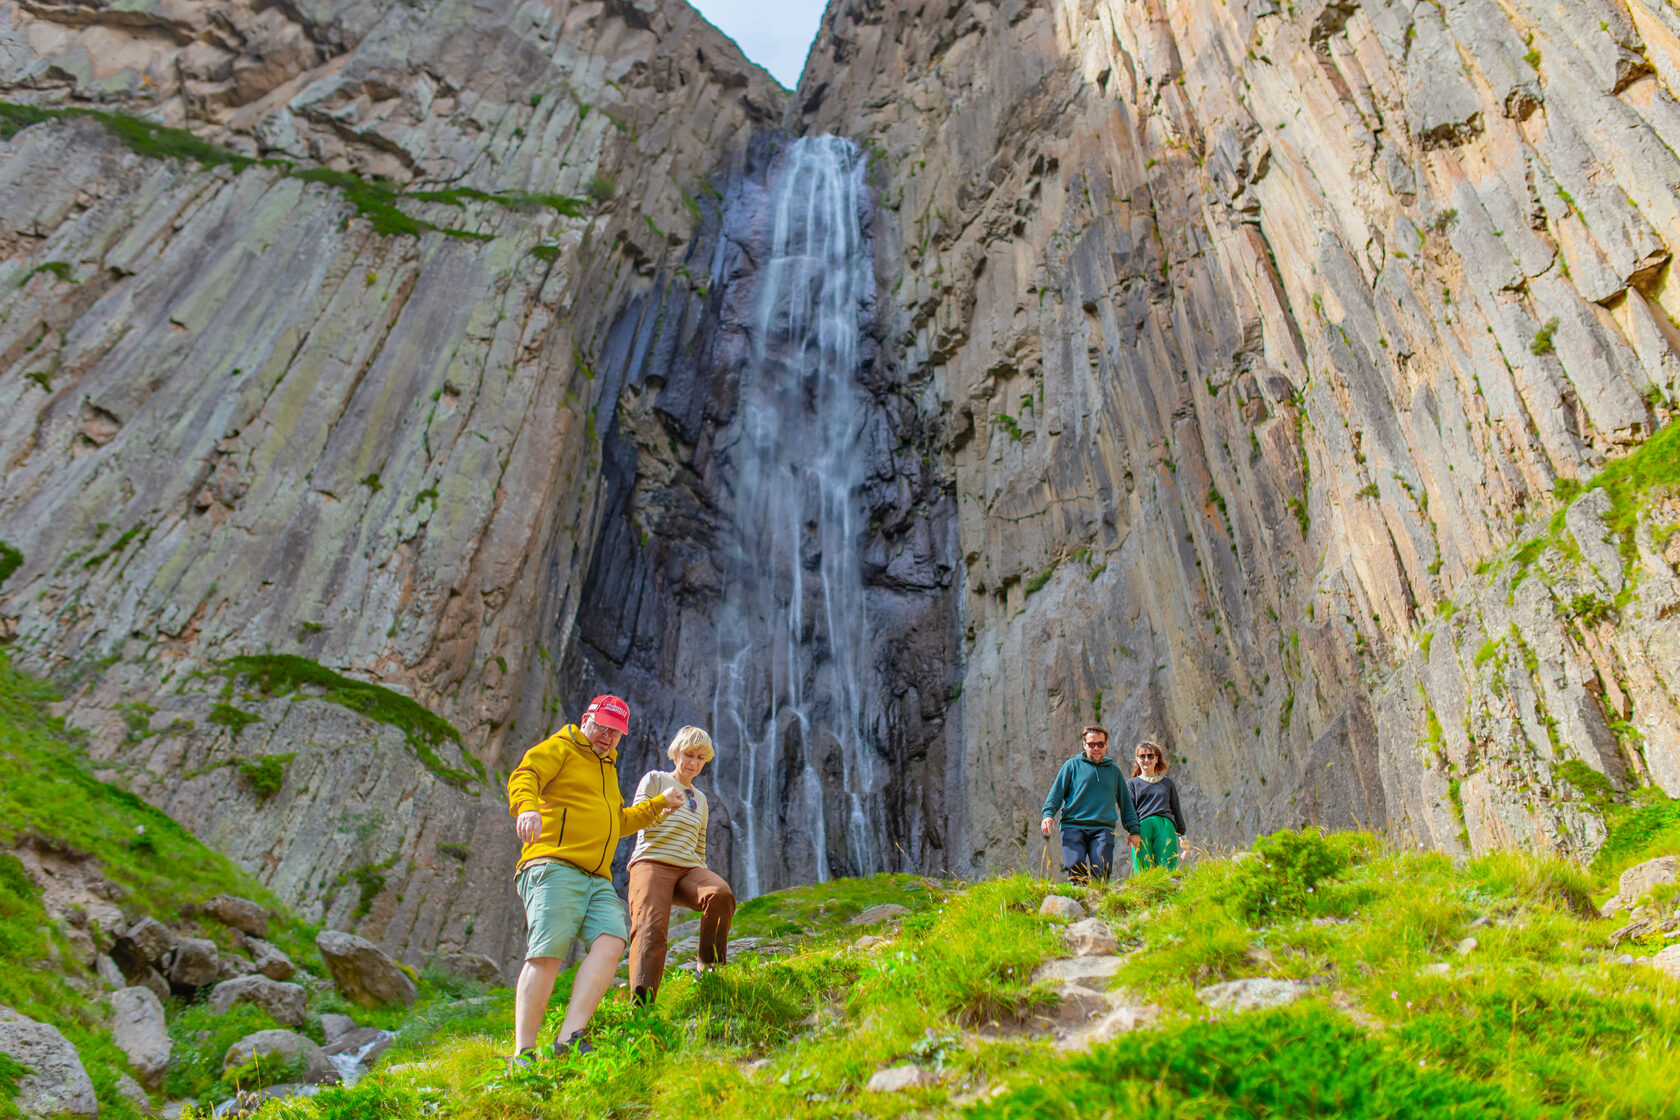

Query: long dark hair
1130 740 1169 778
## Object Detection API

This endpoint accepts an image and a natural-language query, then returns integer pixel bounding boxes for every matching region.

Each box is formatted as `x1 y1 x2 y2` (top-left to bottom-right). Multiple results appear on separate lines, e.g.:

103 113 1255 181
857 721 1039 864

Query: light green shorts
515 859 628 960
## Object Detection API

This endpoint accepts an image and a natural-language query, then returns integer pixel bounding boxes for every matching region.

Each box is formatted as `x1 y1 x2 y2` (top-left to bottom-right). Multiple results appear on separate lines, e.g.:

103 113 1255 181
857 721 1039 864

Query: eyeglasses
1137 752 1159 759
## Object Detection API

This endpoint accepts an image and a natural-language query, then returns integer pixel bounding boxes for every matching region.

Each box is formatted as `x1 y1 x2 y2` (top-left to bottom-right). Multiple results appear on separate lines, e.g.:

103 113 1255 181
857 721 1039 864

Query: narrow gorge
4 0 1680 980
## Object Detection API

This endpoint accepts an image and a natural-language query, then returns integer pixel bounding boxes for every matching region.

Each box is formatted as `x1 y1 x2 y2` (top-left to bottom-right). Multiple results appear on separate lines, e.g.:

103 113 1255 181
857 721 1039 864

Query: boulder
1065 918 1117 956
318 1015 358 1049
848 904 910 927
247 939 296 982
217 955 258 982
852 934 887 951
109 985 171 1089
1031 956 1121 984
316 931 417 1008
864 1064 932 1093
134 965 171 1003
0 1008 99 1118
116 916 177 968
1196 978 1305 1012
95 954 126 990
207 975 308 1027
1055 1000 1160 1051
1651 945 1680 982
204 896 270 938
1618 856 1679 907
166 937 221 989
430 951 499 985
221 1029 337 1087
1038 895 1086 920
114 1073 151 1117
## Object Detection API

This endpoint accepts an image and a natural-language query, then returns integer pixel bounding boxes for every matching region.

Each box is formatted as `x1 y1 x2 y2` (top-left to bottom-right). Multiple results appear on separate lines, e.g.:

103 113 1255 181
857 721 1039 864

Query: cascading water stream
711 136 882 898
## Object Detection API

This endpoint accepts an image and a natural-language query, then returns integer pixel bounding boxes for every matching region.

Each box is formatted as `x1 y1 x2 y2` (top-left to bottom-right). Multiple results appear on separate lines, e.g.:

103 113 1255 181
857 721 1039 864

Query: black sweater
1126 775 1186 835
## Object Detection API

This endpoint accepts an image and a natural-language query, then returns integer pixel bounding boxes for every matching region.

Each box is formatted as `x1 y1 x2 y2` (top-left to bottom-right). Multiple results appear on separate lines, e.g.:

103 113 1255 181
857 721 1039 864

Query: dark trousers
1060 826 1116 882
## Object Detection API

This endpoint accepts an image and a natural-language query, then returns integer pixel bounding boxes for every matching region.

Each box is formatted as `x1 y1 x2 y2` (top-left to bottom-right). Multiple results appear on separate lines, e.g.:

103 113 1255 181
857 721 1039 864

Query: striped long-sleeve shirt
628 771 709 869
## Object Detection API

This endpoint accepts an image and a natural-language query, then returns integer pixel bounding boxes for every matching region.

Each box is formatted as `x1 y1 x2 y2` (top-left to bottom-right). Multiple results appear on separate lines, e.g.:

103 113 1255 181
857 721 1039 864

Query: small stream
324 1028 395 1086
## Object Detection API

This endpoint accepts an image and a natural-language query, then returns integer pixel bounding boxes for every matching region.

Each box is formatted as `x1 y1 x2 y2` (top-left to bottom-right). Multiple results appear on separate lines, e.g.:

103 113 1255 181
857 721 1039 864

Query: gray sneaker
508 1047 540 1070
552 1031 595 1058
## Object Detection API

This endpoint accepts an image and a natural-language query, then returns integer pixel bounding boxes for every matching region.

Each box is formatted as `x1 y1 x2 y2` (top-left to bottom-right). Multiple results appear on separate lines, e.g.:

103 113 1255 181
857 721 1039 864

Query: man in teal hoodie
1039 724 1141 883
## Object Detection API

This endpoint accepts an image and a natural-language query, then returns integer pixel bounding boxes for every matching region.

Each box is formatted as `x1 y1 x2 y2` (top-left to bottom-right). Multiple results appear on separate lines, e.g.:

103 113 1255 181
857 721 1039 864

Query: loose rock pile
0 876 505 1119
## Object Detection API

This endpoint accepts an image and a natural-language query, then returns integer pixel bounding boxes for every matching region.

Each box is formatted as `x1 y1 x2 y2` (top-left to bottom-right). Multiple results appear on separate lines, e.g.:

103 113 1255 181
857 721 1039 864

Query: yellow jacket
506 724 674 877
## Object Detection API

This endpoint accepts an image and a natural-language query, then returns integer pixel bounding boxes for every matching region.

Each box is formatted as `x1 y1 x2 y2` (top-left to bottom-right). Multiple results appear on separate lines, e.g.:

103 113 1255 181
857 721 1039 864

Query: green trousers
1132 814 1180 872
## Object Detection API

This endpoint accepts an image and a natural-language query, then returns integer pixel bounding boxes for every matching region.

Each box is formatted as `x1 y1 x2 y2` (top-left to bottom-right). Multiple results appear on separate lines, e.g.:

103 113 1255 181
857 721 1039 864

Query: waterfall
710 136 882 897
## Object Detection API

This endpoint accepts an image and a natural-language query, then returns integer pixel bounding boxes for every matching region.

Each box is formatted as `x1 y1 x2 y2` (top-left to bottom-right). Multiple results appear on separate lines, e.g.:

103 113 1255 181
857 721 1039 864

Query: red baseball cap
582 694 630 734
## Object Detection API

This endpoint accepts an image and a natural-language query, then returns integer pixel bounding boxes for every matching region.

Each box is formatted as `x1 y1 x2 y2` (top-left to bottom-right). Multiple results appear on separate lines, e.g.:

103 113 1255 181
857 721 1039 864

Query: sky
689 0 829 89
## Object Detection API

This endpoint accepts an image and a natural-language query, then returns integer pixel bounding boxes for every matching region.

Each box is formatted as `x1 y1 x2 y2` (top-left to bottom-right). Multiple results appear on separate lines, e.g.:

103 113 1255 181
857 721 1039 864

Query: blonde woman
1126 740 1187 871
625 726 735 1003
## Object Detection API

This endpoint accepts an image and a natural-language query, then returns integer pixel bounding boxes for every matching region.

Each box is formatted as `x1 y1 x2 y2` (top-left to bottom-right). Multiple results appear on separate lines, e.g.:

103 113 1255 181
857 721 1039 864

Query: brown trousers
626 859 735 1001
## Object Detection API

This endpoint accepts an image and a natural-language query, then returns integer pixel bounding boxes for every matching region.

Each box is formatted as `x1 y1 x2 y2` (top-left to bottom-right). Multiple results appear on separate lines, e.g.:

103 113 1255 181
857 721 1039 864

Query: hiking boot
508 1047 540 1070
552 1030 594 1058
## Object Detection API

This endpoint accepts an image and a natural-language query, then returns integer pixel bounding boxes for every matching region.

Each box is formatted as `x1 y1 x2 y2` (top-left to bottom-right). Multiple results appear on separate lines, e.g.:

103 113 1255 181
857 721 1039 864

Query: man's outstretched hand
1040 816 1054 838
516 810 542 842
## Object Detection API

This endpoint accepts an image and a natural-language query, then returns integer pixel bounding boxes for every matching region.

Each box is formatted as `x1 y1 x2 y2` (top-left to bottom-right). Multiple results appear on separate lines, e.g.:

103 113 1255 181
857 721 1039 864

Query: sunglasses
1137 752 1160 758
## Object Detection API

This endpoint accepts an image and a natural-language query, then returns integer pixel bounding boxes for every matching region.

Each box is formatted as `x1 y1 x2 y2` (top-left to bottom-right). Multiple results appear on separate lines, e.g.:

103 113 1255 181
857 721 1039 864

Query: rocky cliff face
6 0 1680 965
797 0 1680 871
0 0 783 970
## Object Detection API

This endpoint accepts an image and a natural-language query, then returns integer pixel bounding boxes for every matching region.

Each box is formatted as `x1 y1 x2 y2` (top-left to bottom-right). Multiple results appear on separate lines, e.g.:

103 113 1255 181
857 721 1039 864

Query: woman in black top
1127 741 1187 871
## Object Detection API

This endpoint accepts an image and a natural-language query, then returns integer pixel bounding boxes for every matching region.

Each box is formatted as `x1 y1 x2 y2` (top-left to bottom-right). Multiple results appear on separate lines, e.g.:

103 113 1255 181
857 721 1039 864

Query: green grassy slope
244 822 1679 1120
0 653 327 1117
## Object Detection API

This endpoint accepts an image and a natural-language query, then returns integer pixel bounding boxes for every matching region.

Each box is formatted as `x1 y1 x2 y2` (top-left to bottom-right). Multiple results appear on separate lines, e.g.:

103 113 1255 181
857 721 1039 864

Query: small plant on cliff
0 542 21 589
236 754 293 800
1530 316 1559 355
208 702 262 737
219 655 480 788
587 173 617 202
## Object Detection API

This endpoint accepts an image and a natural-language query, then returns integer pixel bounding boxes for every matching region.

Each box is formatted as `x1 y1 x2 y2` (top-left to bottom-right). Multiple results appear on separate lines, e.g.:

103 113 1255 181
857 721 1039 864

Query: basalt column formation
798 0 1680 872
5 0 1680 964
0 0 787 970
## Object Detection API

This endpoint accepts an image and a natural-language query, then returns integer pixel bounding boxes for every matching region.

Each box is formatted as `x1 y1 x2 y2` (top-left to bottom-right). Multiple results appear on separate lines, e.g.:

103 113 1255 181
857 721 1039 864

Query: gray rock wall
797 0 1680 872
0 0 784 966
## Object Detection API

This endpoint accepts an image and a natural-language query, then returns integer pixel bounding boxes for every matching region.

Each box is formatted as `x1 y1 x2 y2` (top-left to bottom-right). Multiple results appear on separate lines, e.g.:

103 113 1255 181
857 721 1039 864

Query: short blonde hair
666 725 714 764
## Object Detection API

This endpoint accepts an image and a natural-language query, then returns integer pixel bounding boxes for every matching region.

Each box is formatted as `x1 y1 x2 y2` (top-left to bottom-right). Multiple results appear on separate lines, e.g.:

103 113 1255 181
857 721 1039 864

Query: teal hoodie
1043 754 1141 833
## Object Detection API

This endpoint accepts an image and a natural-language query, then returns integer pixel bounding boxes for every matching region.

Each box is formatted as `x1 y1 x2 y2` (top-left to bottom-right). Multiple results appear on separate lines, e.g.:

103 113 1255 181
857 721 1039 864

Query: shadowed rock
316 931 417 1008
167 937 221 989
205 896 270 939
430 952 500 986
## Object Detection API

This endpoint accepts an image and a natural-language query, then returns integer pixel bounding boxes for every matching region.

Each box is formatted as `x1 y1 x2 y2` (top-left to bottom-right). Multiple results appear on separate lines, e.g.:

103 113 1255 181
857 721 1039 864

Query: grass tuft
220 655 481 788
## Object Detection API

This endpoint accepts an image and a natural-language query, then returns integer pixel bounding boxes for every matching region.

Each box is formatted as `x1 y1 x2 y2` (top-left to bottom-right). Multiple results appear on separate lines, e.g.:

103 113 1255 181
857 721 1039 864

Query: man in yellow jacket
506 694 678 1063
